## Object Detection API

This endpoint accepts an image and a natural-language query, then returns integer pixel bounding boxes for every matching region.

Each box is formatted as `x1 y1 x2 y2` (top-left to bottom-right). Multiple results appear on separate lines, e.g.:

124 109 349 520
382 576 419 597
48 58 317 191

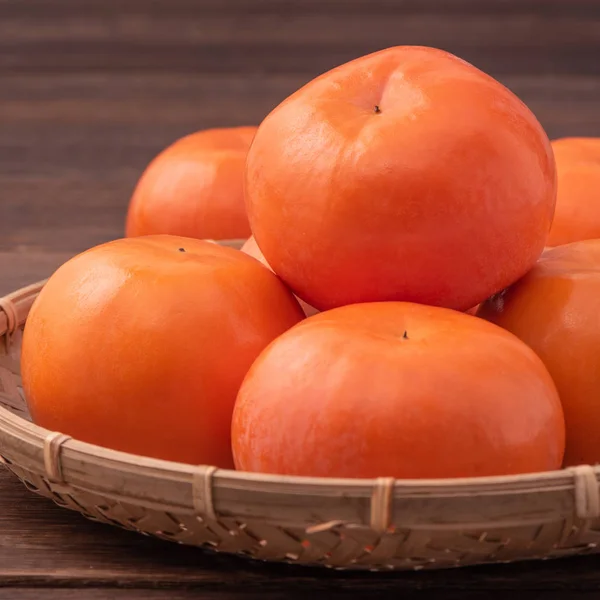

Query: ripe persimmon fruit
232 302 565 479
547 138 600 247
478 239 600 467
21 236 304 467
241 236 318 317
126 126 256 241
246 46 556 312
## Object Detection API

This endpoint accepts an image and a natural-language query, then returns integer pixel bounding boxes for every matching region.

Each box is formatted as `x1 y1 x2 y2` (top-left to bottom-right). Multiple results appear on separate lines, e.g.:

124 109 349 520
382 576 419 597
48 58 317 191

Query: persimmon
232 302 564 479
246 46 556 312
478 239 600 467
241 236 318 317
126 126 256 240
547 138 600 247
21 236 304 467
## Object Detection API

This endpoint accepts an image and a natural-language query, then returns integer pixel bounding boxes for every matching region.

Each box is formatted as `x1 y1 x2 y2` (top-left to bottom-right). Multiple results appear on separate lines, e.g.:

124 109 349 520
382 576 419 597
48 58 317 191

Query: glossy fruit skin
478 239 600 467
547 138 600 247
126 127 256 241
246 46 556 312
240 236 319 317
21 236 304 468
232 302 564 479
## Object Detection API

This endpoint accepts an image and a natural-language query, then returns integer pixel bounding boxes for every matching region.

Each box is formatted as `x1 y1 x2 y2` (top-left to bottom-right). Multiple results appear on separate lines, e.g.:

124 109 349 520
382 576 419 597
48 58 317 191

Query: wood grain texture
1 591 599 600
3 73 600 257
2 0 600 76
2 0 600 259
3 593 597 600
2 0 600 594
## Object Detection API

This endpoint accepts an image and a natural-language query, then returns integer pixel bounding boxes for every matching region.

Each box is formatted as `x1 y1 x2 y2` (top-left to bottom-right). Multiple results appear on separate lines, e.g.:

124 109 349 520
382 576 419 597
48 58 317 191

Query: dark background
2 0 600 294
1 1 600 597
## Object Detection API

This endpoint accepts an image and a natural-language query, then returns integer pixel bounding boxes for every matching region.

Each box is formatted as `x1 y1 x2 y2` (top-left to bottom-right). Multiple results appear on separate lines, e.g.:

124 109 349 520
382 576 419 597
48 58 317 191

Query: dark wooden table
2 1 600 597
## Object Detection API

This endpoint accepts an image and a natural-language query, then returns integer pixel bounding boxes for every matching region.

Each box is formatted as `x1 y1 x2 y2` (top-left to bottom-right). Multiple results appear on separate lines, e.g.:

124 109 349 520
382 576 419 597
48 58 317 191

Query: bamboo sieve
0 240 599 571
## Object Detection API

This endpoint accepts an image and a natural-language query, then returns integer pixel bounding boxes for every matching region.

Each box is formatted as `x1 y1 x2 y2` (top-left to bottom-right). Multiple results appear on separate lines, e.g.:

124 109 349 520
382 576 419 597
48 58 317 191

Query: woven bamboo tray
1 246 600 571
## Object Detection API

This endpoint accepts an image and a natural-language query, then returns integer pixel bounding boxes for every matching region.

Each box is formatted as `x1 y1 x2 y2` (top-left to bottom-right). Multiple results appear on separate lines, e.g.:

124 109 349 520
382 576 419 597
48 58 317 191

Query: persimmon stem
374 105 381 113
402 330 408 339
178 248 186 252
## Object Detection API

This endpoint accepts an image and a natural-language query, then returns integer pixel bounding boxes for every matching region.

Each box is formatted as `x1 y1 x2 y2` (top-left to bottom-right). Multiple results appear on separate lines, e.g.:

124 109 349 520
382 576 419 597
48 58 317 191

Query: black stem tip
374 105 381 113
178 247 186 252
402 330 409 340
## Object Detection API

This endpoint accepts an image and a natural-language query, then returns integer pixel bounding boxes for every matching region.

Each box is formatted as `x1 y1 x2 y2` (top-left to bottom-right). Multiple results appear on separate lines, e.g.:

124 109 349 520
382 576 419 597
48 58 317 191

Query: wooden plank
3 592 600 600
0 253 72 296
3 74 600 128
5 592 598 600
0 0 599 76
1 74 600 258
0 593 317 600
1 593 260 600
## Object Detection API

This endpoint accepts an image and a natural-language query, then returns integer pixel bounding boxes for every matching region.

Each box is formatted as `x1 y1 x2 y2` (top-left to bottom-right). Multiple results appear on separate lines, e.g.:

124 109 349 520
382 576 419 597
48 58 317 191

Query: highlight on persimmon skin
232 302 565 479
245 46 556 313
478 239 600 468
126 126 257 241
547 137 600 247
21 235 305 469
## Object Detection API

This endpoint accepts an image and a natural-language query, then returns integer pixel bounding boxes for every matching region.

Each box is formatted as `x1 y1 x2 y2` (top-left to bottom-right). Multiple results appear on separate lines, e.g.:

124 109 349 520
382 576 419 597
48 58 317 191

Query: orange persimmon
127 127 256 240
478 239 600 467
547 137 600 247
232 302 564 479
246 46 556 312
21 235 304 467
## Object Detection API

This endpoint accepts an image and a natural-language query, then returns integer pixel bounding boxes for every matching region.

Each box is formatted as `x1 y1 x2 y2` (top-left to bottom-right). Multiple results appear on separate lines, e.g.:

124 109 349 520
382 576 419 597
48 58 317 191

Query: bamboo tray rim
0 400 590 492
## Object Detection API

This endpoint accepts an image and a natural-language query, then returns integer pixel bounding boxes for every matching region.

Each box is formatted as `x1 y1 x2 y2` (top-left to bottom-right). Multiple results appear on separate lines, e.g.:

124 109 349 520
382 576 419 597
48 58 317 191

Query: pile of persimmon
22 45 600 480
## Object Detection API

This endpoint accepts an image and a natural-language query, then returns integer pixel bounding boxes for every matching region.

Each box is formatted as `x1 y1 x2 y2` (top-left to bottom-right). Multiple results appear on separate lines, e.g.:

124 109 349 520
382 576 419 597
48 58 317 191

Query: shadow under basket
1 241 600 572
